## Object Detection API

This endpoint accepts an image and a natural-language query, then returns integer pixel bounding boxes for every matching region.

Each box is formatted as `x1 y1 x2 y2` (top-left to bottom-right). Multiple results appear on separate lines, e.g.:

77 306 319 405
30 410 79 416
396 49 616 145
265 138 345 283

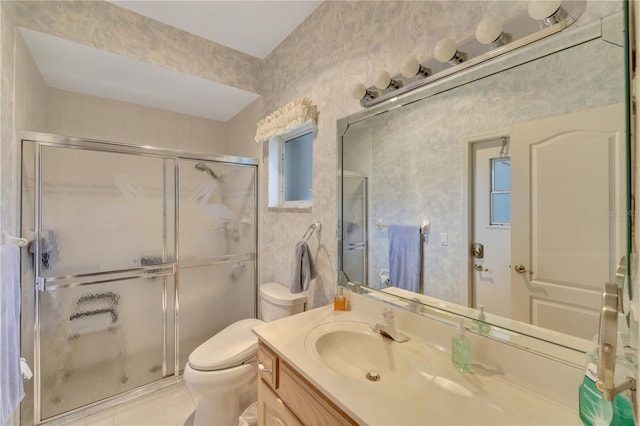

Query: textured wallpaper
1 1 17 235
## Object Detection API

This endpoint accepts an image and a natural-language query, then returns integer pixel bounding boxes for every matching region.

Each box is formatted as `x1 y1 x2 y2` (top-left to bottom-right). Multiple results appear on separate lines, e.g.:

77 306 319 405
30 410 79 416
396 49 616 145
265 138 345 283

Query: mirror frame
337 8 632 365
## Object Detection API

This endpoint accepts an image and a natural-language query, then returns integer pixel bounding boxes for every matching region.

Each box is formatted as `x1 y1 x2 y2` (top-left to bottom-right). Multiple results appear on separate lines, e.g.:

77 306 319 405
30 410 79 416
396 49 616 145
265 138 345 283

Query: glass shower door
25 142 176 421
177 159 256 369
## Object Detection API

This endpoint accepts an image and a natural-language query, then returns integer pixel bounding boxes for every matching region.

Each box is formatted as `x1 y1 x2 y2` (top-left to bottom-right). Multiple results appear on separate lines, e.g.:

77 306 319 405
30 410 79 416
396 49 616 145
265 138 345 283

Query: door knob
473 264 491 272
513 264 533 275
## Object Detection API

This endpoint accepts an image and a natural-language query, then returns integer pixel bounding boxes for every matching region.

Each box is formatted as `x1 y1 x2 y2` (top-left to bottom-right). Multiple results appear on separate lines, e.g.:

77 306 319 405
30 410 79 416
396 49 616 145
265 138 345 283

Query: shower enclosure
19 133 257 424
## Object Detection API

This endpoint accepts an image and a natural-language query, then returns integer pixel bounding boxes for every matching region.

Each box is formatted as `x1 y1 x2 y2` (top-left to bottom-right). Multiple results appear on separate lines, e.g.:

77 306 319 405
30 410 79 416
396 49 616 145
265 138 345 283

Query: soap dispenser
334 286 346 311
452 319 471 372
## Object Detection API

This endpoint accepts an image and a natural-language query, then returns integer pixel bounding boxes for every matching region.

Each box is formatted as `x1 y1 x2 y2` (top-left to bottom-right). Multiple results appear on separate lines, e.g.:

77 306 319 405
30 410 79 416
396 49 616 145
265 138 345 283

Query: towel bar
376 219 430 236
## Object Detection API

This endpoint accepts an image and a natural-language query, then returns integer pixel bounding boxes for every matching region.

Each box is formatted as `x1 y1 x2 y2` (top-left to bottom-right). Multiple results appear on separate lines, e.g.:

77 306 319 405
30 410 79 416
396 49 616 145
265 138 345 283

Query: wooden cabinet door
258 379 303 426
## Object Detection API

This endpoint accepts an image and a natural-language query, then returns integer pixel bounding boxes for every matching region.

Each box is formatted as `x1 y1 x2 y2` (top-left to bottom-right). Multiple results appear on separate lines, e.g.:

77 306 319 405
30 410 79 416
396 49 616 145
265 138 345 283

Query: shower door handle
37 263 176 291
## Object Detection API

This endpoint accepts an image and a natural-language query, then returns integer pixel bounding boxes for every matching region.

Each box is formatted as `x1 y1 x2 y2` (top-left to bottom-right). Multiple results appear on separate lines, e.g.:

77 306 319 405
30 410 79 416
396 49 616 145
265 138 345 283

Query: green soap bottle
578 333 635 426
452 319 471 372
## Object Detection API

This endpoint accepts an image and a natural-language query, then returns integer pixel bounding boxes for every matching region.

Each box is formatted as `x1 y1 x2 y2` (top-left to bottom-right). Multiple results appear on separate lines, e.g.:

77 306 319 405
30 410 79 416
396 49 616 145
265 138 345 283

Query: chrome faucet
597 283 636 420
371 307 409 343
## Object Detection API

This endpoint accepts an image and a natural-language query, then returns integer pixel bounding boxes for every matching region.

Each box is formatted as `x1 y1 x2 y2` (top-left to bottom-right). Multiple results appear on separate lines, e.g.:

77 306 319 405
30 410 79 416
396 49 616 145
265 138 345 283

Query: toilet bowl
184 283 306 426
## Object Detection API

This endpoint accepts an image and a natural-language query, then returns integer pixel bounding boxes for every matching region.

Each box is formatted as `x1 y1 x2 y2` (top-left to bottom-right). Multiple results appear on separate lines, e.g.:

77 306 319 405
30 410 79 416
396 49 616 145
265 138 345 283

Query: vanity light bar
353 0 584 108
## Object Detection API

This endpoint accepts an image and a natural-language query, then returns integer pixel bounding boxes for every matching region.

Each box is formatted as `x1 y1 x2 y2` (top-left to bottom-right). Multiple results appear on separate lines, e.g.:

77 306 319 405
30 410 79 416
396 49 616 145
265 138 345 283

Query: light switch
440 232 448 246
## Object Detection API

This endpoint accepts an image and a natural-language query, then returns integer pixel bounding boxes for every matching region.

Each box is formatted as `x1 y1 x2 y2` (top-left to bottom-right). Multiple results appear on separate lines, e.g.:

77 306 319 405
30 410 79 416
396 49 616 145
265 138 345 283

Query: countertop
253 304 579 425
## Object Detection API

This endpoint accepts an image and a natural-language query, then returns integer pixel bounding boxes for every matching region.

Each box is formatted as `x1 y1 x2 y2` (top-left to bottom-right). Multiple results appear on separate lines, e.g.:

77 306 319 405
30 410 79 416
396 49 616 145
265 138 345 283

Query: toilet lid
188 318 264 371
260 282 307 306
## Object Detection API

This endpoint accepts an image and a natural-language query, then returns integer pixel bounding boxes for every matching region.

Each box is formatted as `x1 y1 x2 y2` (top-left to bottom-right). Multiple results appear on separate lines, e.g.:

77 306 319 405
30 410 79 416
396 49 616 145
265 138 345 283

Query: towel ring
302 222 322 242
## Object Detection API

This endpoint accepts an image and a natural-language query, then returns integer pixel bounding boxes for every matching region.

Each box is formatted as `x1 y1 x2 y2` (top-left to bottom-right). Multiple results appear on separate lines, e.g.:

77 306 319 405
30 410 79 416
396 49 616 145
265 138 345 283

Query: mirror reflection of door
471 139 512 318
510 103 626 340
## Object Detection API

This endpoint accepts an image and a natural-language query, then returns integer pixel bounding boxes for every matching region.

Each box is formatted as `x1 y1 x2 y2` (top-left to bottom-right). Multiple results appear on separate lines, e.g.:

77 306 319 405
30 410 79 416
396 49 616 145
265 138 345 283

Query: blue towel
1 244 24 425
388 224 422 292
289 240 317 294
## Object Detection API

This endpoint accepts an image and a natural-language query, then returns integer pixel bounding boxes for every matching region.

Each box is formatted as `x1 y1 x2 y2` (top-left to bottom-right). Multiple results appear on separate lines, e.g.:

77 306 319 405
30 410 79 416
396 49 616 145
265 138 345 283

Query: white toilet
184 282 307 426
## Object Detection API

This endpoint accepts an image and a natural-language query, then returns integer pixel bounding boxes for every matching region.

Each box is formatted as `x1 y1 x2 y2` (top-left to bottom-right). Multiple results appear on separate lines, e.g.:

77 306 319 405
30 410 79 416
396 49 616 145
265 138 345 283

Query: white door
472 139 512 317
510 103 626 339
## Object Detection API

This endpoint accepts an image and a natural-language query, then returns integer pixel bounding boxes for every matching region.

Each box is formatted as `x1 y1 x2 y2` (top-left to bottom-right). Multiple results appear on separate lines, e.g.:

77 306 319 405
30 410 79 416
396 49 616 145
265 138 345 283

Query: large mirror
338 6 633 359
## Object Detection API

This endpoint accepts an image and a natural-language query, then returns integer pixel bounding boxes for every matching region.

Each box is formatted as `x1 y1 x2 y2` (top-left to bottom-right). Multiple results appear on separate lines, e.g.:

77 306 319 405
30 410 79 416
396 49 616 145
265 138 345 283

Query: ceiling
20 1 322 121
110 1 322 59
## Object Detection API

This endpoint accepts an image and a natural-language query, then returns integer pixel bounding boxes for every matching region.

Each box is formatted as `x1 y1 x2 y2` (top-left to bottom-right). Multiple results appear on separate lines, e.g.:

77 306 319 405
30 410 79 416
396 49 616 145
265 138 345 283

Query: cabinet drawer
258 342 278 389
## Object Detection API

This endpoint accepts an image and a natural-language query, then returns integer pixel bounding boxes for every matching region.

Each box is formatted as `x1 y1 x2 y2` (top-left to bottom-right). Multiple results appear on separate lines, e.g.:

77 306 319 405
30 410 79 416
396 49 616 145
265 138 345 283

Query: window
268 124 314 208
490 157 510 225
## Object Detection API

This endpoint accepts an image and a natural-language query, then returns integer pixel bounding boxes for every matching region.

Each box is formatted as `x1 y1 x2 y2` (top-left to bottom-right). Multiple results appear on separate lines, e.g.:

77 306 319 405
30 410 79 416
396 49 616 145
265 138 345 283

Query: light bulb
434 38 464 64
401 57 430 79
475 16 504 45
527 0 562 20
352 83 368 100
401 57 420 78
374 71 392 90
434 38 458 63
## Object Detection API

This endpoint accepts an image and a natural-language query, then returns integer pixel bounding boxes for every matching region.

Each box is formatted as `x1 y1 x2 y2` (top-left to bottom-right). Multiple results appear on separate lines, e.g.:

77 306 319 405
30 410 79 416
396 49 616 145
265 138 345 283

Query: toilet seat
188 318 264 371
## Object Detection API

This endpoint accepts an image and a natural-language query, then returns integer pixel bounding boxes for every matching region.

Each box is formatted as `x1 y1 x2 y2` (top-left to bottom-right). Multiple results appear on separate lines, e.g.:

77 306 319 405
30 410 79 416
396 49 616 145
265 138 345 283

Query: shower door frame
19 132 258 425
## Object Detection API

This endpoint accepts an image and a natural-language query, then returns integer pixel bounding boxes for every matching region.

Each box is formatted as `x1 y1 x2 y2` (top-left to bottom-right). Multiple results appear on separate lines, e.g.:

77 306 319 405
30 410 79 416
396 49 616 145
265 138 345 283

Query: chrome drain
366 371 381 382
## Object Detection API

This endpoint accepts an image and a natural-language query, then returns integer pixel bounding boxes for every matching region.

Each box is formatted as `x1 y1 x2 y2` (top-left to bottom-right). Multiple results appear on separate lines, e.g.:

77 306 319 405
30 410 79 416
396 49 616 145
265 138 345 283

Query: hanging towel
0 244 24 426
289 240 317 294
388 224 422 292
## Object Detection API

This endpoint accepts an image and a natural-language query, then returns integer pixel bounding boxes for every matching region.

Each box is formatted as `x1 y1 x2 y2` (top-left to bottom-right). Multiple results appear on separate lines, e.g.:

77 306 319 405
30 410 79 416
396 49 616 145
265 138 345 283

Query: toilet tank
259 282 307 322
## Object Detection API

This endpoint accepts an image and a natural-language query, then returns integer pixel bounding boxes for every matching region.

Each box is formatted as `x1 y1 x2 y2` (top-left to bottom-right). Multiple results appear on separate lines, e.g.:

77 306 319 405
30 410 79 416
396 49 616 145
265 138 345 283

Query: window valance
255 98 317 143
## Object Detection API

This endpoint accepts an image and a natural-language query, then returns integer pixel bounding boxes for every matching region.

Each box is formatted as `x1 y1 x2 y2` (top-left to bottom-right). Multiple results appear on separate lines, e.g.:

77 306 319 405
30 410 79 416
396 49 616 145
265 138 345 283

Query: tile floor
63 382 197 426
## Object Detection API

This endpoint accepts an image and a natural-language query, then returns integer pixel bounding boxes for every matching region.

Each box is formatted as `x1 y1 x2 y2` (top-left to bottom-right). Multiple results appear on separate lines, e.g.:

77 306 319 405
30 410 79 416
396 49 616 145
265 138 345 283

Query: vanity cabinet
257 341 356 426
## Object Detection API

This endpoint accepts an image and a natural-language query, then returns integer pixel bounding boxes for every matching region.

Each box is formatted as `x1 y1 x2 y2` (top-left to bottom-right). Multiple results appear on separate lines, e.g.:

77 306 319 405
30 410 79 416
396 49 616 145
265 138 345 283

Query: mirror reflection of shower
342 172 368 284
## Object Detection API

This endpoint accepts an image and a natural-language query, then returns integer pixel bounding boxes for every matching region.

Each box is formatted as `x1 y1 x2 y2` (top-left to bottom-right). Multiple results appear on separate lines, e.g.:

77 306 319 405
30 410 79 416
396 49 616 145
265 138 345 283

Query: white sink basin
304 321 416 384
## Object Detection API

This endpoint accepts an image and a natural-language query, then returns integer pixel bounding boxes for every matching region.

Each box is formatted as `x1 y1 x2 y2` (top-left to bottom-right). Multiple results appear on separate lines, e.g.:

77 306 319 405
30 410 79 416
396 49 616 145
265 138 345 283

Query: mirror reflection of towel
289 240 317 294
389 224 422 292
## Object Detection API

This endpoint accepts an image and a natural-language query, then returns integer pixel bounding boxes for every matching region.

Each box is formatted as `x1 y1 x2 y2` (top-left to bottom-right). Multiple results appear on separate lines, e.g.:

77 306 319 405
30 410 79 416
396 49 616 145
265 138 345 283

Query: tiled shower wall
43 88 227 154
